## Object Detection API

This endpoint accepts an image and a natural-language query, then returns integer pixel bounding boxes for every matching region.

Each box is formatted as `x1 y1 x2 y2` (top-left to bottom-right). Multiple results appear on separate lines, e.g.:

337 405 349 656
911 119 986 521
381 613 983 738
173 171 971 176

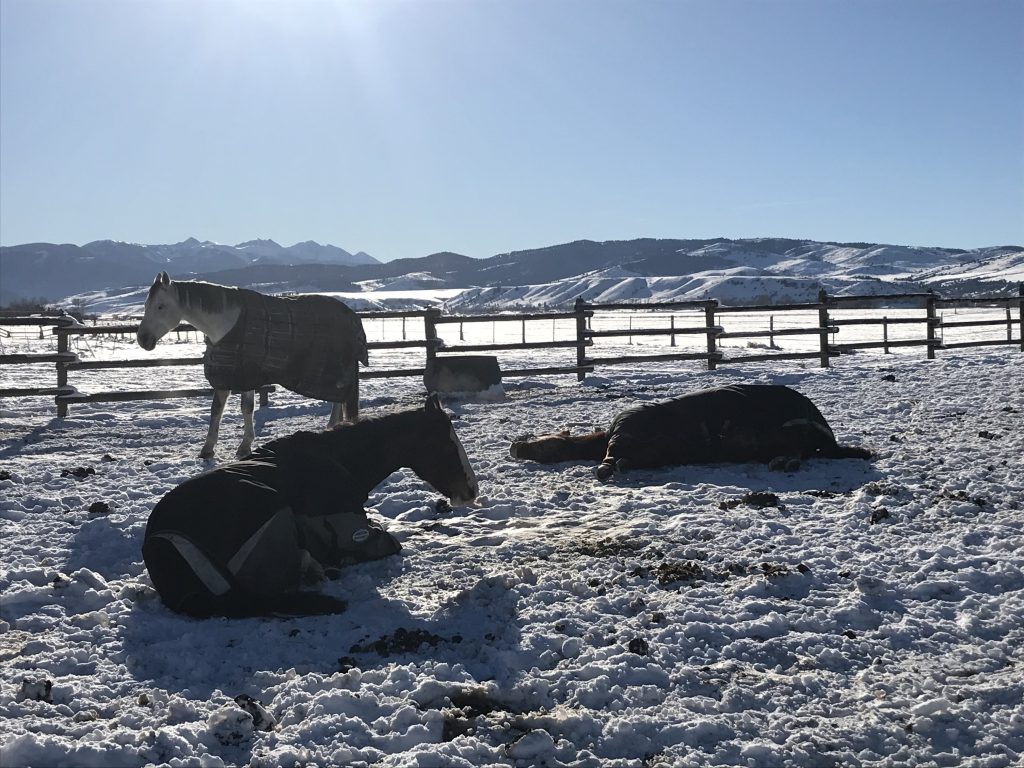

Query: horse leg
200 389 230 459
328 402 344 428
343 383 360 423
236 390 256 459
333 383 360 426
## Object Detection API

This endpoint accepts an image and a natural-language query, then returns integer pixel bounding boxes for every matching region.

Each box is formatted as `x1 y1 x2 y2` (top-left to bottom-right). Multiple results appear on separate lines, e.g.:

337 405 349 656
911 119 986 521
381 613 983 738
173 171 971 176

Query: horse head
137 272 181 351
410 394 478 505
509 429 610 463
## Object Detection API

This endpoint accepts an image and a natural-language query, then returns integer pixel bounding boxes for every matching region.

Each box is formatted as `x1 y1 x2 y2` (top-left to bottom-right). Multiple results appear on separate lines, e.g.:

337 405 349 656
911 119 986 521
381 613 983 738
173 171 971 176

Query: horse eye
157 304 165 310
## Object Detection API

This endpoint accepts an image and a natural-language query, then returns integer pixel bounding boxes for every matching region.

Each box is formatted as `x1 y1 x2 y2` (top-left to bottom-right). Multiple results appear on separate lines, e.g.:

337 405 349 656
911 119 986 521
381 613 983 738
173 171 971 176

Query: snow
2 311 1023 767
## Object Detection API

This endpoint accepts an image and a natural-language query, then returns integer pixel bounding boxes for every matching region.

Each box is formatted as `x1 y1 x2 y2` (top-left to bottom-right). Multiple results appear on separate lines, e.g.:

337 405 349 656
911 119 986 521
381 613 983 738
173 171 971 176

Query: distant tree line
1 297 96 322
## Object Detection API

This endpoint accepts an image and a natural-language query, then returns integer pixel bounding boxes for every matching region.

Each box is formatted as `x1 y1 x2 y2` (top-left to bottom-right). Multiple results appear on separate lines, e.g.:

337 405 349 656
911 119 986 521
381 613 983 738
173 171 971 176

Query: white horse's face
137 274 182 351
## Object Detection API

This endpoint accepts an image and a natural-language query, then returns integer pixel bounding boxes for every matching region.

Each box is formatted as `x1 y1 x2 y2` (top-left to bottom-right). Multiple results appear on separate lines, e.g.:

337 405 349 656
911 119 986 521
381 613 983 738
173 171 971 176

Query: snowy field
1 324 1023 767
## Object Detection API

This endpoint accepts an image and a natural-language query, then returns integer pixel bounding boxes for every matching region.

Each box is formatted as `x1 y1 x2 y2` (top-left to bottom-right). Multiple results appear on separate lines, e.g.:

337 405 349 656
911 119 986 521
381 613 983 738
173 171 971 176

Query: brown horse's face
412 398 479 505
509 430 609 463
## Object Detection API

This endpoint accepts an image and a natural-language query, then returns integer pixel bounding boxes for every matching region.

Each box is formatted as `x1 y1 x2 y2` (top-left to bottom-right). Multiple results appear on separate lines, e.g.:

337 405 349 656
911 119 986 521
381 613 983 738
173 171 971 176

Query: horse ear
425 393 442 413
159 271 170 286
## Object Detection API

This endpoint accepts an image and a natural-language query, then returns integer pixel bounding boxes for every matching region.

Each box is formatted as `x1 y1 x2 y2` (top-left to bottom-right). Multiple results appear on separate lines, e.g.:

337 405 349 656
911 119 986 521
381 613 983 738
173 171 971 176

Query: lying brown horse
144 395 478 618
510 384 871 480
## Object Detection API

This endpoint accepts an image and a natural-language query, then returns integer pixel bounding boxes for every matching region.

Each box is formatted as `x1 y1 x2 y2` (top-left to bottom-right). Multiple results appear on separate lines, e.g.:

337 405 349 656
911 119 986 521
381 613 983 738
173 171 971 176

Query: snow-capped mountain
443 240 1024 310
0 238 379 304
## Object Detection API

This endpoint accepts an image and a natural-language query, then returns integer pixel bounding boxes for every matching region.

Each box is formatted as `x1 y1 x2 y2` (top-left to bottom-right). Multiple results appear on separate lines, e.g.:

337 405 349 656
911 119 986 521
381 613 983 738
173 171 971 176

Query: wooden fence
1 286 1021 417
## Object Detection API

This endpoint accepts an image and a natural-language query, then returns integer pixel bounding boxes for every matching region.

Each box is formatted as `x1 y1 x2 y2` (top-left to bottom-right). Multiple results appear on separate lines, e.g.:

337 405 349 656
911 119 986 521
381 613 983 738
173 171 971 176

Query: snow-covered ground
1 325 1023 767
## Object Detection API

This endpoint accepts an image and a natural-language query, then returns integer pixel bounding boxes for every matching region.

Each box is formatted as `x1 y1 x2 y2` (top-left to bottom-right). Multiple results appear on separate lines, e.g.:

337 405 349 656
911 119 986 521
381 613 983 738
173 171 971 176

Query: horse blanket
203 290 367 401
602 384 868 471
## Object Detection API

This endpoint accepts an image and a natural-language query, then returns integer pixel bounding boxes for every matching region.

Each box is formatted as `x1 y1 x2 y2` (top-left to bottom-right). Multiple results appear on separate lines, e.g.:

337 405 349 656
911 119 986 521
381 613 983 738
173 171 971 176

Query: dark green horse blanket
203 290 367 402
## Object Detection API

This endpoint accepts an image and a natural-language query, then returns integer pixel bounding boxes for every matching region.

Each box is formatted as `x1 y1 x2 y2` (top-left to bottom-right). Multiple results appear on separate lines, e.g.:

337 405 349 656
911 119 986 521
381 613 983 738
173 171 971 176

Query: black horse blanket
599 384 870 476
143 435 399 618
204 290 367 401
510 384 871 479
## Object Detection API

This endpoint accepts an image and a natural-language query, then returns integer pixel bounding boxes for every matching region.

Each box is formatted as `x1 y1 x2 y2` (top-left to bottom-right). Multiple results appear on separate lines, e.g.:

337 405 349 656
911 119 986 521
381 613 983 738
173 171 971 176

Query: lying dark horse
143 395 478 618
510 384 871 480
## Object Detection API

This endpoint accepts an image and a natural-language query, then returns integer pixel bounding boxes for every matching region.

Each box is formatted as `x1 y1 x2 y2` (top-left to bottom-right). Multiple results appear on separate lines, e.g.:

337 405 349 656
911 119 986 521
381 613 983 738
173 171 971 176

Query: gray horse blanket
203 290 367 402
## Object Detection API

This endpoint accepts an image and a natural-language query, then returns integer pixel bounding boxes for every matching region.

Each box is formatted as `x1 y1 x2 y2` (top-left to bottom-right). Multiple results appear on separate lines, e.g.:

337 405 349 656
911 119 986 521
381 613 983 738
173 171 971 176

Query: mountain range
0 238 378 305
1 236 1021 311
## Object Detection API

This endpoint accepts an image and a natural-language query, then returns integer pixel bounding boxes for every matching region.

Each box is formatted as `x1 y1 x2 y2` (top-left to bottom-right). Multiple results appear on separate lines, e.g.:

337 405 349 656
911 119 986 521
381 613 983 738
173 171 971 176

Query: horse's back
645 385 830 429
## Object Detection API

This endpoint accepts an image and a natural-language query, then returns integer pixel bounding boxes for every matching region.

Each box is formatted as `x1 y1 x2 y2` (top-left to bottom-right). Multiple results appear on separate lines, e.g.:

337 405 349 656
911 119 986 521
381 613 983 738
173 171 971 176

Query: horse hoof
199 449 215 460
768 456 788 472
785 458 802 472
596 463 614 481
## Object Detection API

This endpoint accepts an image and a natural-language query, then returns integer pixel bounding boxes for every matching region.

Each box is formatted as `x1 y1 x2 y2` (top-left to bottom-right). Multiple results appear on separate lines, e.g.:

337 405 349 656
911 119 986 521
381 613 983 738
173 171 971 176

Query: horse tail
355 317 369 366
821 443 874 460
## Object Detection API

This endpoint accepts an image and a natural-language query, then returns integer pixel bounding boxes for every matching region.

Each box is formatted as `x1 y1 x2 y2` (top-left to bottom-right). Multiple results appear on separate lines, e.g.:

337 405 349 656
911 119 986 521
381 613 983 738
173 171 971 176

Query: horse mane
326 406 436 440
169 280 242 316
256 406 442 462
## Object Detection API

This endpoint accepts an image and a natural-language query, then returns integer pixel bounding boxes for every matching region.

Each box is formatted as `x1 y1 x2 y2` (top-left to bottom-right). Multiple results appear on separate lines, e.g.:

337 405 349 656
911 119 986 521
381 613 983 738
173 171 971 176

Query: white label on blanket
352 528 370 544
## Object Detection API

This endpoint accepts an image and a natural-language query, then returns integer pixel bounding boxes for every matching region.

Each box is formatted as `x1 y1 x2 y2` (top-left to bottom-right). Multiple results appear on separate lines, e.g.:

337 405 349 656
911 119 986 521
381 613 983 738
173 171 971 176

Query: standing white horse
136 272 367 458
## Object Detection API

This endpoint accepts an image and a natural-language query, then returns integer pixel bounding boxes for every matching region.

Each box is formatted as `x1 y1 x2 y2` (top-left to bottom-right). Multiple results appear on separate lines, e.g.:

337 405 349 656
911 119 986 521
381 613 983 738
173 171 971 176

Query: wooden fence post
1019 283 1024 352
670 315 676 347
424 308 440 368
926 291 938 360
574 297 588 381
705 302 718 371
883 316 890 354
817 289 831 368
56 326 69 417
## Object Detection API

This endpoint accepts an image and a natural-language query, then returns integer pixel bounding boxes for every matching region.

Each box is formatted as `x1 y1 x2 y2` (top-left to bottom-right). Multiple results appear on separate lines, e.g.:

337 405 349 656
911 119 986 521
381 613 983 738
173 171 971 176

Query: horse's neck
323 415 422 492
576 432 610 460
177 286 241 343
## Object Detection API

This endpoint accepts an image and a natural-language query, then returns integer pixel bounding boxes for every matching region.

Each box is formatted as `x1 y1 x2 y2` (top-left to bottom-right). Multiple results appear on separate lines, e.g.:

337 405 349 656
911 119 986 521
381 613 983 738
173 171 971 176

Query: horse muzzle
509 440 547 462
137 331 157 351
509 441 541 460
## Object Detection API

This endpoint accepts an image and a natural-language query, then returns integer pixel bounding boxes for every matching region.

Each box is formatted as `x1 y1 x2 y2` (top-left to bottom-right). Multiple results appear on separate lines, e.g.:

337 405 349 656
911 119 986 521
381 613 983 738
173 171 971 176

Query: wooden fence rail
1 285 1021 416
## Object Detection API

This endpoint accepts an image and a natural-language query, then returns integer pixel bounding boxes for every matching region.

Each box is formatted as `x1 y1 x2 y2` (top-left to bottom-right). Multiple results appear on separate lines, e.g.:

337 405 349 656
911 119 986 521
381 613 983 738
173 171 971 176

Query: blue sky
1 0 1021 261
